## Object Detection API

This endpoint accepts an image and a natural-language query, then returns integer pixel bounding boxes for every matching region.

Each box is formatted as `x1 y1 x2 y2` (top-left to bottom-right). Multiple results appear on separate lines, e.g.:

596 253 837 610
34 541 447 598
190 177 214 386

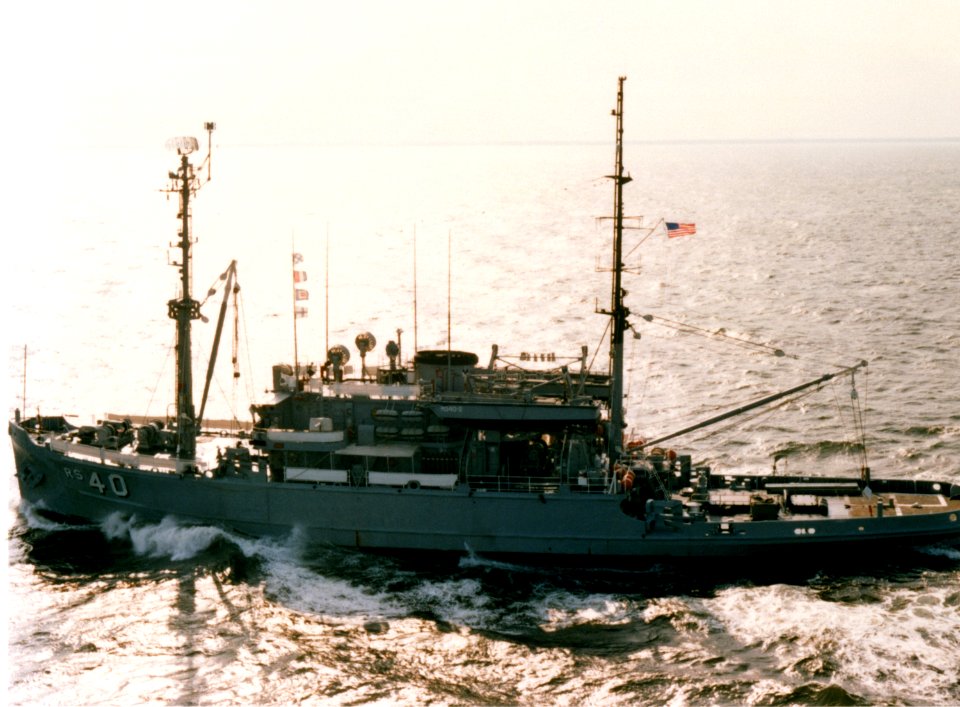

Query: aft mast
165 124 215 461
604 76 632 463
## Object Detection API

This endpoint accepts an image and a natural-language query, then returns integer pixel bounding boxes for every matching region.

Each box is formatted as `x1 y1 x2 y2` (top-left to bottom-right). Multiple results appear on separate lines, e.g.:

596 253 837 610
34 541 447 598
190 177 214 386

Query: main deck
702 486 960 521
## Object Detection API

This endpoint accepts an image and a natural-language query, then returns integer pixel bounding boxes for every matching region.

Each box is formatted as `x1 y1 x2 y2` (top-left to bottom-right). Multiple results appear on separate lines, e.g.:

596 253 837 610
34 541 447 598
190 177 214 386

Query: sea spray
101 514 226 561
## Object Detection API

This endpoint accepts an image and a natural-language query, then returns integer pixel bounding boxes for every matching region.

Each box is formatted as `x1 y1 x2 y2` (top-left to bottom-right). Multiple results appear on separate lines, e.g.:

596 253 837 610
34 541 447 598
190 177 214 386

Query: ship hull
12 423 960 563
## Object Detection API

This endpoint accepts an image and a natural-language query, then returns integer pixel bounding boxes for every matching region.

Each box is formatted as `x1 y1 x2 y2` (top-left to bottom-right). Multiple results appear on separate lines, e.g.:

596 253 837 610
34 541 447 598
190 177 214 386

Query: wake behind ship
10 79 960 563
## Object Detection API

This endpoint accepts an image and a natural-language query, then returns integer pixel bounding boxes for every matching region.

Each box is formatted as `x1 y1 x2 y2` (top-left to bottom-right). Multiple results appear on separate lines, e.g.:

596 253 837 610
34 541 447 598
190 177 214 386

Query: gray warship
10 78 960 563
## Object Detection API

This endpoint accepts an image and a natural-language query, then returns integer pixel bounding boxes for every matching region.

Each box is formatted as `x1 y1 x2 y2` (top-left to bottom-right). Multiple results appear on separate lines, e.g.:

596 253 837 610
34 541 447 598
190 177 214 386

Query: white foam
704 582 960 704
642 596 716 635
17 500 82 532
260 556 397 620
523 589 635 634
546 599 633 632
94 515 402 623
919 545 960 560
100 514 227 561
458 545 531 573
405 577 498 628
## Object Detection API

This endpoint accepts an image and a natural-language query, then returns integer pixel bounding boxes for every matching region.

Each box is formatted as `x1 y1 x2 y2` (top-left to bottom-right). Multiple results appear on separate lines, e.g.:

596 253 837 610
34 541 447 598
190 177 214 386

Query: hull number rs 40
64 468 129 497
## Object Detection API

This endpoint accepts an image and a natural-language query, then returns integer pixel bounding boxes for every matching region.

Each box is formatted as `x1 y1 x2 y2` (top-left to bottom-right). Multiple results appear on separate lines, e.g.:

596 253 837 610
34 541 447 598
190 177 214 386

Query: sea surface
6 139 960 706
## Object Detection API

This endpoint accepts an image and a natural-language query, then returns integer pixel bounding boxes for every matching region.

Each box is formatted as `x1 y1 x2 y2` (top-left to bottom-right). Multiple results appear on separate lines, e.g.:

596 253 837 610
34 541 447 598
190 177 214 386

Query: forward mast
164 124 215 460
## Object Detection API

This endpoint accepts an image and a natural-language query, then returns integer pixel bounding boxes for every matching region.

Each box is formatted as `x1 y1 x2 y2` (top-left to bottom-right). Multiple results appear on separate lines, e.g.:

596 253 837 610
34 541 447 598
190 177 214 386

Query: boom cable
635 312 796 360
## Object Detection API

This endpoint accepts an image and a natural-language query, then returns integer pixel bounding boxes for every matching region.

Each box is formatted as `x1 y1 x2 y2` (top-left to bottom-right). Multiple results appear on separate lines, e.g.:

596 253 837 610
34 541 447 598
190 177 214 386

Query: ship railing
49 437 202 473
466 474 609 494
467 475 560 493
319 380 421 399
572 475 614 494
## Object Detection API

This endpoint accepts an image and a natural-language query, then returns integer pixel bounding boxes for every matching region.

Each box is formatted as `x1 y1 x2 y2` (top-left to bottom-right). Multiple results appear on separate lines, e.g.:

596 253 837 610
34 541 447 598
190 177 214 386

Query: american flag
666 222 696 238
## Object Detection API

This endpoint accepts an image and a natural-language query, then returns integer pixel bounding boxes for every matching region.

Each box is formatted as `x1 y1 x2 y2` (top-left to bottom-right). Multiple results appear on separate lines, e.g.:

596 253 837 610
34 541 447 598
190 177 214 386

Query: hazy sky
4 0 959 147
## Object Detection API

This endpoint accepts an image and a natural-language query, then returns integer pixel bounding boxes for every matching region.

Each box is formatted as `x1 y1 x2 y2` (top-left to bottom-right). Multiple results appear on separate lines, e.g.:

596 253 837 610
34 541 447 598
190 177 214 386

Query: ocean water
6 139 960 705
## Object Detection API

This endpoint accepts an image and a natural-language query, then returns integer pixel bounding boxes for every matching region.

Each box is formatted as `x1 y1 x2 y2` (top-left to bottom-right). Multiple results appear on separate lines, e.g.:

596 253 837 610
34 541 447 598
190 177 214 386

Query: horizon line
64 136 960 150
